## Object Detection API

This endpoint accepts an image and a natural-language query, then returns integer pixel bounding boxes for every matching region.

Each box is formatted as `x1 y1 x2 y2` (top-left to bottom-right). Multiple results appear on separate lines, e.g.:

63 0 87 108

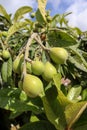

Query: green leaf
0 88 43 115
57 89 73 108
36 9 46 24
19 121 56 130
65 101 87 129
47 30 77 47
53 73 61 90
0 4 10 21
82 88 87 100
1 61 7 82
1 56 12 83
67 85 82 101
13 6 32 23
68 56 87 72
30 115 39 122
42 88 72 130
42 96 65 130
74 124 87 130
73 109 87 130
7 56 12 80
68 47 87 72
5 21 28 42
36 0 47 24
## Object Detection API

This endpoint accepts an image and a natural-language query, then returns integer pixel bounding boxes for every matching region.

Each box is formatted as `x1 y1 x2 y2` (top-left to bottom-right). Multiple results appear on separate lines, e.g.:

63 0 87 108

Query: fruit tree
0 0 87 130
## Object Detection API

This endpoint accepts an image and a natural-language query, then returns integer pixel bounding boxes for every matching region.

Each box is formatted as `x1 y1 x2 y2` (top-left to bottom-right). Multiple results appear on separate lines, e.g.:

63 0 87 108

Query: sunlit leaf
65 101 87 129
1 61 7 82
36 0 47 23
42 96 66 130
13 6 32 23
0 4 10 21
53 73 61 90
67 85 82 101
0 88 43 115
5 21 29 42
68 47 87 72
7 56 12 81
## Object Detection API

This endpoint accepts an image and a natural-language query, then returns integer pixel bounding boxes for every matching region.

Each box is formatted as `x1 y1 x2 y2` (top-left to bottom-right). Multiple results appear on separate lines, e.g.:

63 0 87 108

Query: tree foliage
0 0 87 130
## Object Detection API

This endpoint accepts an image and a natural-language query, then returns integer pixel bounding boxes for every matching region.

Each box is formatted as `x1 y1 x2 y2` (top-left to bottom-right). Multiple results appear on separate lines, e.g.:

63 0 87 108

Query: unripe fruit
49 47 68 64
30 12 35 18
42 62 57 81
47 16 52 22
23 74 44 98
2 50 10 60
2 31 8 37
31 60 45 76
13 54 24 74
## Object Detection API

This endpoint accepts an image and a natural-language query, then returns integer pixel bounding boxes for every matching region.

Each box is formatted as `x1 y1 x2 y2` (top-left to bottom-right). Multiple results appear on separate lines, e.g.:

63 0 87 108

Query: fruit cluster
12 47 68 98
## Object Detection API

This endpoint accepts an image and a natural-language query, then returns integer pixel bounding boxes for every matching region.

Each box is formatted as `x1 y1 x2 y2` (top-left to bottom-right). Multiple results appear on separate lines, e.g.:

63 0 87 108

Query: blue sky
0 0 87 31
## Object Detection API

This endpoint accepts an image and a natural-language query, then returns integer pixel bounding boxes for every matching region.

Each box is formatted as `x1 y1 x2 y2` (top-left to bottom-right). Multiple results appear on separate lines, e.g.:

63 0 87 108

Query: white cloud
0 0 87 31
66 0 87 31
0 0 37 14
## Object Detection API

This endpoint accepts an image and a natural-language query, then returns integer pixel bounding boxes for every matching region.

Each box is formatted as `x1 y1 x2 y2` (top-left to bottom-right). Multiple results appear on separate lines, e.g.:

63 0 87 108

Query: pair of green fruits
19 61 57 98
13 47 68 98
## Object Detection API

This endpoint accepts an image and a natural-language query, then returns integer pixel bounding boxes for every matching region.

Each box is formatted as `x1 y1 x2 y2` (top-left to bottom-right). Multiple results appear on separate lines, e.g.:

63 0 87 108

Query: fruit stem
0 41 5 50
22 33 37 79
34 34 49 51
25 58 32 63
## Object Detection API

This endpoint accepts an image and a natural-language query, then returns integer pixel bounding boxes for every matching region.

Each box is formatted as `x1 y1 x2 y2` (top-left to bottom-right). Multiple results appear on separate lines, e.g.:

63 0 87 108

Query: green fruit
42 62 57 81
2 50 10 60
31 60 45 76
23 74 44 98
49 47 68 64
13 54 24 74
47 16 52 22
2 31 8 36
30 12 35 18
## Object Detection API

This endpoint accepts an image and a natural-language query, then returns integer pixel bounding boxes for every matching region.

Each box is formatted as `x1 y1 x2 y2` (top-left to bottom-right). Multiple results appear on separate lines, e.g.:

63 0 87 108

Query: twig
21 33 37 80
34 34 49 51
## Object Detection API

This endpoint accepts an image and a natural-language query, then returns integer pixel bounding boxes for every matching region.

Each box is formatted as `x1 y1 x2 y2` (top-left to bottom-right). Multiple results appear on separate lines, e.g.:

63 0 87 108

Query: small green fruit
30 12 35 18
42 62 57 81
49 47 68 64
13 54 24 74
2 50 10 60
31 60 45 76
23 74 44 98
2 31 8 36
47 16 52 22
